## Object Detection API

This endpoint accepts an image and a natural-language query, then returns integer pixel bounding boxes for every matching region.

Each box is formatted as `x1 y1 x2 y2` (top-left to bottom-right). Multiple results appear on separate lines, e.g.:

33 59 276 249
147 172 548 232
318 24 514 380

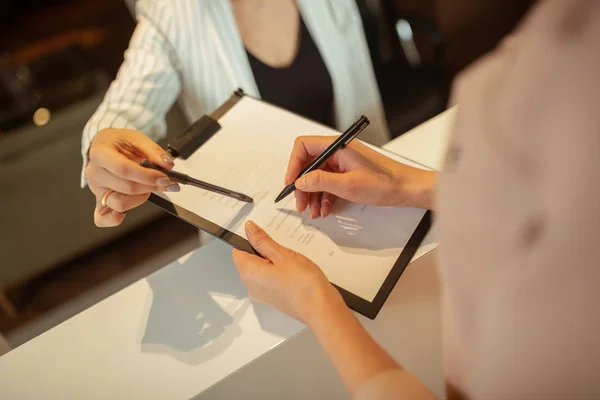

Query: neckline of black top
245 17 335 128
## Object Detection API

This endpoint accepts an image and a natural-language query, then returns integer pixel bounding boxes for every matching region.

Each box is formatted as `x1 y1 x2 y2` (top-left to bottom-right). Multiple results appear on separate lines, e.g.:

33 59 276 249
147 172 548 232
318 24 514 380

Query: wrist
394 169 437 210
303 282 350 329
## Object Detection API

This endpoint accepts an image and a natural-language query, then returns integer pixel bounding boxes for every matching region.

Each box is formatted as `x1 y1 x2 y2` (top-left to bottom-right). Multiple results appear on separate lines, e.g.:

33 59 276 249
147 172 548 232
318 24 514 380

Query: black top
246 17 334 127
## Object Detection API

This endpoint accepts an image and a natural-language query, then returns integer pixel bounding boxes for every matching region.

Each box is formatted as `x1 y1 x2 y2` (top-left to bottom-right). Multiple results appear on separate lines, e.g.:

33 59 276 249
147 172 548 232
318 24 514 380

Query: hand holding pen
275 116 370 204
84 128 182 228
281 117 435 218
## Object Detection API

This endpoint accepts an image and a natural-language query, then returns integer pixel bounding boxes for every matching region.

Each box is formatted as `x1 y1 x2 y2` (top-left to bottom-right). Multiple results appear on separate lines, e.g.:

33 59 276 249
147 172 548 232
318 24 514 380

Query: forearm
307 289 436 398
81 1 180 187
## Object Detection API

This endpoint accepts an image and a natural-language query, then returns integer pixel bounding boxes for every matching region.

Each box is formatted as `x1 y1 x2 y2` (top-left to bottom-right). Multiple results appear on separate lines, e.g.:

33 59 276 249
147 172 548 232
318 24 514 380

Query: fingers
295 190 336 218
309 192 321 219
129 134 176 170
244 220 289 262
89 145 169 186
302 192 336 219
99 189 150 213
295 169 353 200
86 128 178 227
94 204 126 228
232 248 271 276
321 192 337 218
293 163 336 216
88 183 149 227
233 221 286 295
92 190 126 228
295 189 309 213
285 136 337 185
86 163 178 195
316 165 336 218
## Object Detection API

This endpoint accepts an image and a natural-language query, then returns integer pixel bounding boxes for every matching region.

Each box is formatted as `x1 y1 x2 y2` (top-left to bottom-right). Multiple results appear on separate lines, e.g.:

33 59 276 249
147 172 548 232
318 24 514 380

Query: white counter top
0 108 456 399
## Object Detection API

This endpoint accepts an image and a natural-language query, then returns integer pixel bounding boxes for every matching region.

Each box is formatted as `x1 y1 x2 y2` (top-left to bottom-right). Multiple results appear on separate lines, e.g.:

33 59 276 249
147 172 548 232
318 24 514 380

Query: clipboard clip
167 89 246 159
167 115 221 159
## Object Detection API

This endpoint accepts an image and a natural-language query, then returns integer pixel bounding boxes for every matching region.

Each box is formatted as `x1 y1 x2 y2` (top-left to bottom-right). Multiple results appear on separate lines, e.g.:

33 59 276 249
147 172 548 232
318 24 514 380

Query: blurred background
0 0 534 345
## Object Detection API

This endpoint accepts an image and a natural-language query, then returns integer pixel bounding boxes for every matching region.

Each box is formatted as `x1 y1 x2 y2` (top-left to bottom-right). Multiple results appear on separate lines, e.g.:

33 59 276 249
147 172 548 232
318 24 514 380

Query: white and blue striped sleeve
80 0 181 187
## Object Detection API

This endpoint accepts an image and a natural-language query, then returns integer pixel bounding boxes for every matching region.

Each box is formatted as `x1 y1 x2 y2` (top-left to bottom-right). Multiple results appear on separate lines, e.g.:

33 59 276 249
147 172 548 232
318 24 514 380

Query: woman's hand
232 221 342 324
285 136 436 218
233 221 437 398
84 128 180 227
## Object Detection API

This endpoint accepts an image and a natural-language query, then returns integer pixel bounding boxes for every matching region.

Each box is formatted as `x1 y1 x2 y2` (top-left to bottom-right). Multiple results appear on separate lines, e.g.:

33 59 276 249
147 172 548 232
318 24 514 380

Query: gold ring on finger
101 189 116 208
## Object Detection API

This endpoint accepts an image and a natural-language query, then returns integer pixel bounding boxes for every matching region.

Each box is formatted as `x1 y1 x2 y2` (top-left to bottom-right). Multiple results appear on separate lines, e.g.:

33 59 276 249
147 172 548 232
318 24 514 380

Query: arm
81 0 182 187
309 287 436 399
232 222 436 399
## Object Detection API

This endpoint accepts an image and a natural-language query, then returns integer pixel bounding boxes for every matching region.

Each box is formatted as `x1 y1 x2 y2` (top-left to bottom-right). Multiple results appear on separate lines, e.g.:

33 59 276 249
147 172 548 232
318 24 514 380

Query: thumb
245 221 288 262
295 170 350 198
132 132 175 170
232 248 270 276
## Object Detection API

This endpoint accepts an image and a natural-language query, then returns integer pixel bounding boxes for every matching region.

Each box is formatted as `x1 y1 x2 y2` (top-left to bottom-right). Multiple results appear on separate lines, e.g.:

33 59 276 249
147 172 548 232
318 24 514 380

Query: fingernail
167 184 180 192
321 200 331 218
157 177 171 186
295 177 306 189
161 154 174 165
99 206 112 216
245 220 259 234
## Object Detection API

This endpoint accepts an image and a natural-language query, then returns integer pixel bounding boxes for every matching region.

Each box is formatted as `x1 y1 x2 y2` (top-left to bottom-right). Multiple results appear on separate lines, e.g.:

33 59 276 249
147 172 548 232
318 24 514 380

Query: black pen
274 115 370 203
140 160 254 203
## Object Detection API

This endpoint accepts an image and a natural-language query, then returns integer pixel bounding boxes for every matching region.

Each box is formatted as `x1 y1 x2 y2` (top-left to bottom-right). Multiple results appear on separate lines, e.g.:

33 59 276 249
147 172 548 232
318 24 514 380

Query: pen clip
342 117 369 148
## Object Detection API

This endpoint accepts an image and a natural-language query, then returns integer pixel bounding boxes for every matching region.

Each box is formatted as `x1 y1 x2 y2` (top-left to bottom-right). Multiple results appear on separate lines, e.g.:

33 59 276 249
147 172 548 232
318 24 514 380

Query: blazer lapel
205 0 260 97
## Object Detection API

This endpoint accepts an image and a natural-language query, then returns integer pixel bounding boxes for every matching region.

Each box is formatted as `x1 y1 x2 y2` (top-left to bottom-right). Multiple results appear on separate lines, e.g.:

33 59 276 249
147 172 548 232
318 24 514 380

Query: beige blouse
358 1 600 398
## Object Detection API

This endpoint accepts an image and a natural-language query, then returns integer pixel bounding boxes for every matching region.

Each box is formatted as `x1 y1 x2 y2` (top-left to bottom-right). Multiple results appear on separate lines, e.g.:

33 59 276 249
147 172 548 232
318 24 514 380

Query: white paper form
159 97 427 302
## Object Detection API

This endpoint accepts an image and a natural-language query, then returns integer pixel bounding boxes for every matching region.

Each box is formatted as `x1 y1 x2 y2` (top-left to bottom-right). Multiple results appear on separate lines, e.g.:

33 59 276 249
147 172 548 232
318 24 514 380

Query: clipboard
148 89 431 319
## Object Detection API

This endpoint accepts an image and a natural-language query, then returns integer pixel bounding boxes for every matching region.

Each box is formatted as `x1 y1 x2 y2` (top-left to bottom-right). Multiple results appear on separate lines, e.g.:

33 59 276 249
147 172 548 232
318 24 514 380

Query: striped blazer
81 0 390 185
